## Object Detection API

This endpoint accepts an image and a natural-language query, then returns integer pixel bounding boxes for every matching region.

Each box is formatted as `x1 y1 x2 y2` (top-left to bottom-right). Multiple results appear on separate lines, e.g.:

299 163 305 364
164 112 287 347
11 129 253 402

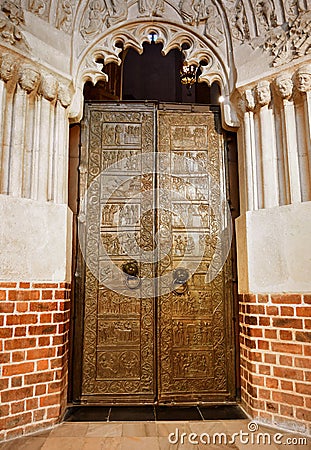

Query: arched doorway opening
82 41 222 105
68 36 240 407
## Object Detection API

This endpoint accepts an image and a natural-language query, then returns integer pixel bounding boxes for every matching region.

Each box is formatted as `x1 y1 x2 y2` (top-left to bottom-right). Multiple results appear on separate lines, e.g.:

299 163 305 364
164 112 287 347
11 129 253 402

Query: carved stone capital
237 89 255 115
275 72 293 100
39 74 58 101
255 80 271 106
295 64 311 93
244 89 255 111
58 83 72 108
0 53 16 82
18 65 41 93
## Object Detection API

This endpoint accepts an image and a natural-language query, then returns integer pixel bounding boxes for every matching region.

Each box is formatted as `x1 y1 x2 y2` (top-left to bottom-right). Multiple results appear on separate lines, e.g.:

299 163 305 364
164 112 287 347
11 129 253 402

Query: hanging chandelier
180 61 198 87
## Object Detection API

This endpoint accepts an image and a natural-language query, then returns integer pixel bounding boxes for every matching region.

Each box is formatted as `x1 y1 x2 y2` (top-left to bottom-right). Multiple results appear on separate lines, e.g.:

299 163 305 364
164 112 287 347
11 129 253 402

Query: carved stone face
296 67 311 93
256 81 271 106
58 84 71 108
275 76 293 99
0 54 16 82
40 75 58 101
19 67 41 93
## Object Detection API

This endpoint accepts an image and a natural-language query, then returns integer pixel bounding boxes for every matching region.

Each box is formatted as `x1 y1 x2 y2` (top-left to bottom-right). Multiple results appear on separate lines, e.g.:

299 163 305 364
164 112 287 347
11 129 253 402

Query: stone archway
67 7 241 405
68 5 239 129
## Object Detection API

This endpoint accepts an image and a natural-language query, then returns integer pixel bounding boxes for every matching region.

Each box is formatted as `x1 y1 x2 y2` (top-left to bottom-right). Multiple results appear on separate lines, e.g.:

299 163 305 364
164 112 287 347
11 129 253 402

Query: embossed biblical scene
79 103 235 404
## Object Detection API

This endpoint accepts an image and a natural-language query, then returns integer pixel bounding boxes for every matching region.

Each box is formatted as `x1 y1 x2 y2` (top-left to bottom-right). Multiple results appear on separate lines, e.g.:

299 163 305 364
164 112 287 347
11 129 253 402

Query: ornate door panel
79 103 156 403
157 107 235 403
77 102 236 404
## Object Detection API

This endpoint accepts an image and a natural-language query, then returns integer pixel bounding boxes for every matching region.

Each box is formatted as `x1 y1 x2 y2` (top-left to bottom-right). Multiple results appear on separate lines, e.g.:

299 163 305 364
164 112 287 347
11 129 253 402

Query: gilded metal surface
79 103 235 404
157 109 235 403
80 103 156 402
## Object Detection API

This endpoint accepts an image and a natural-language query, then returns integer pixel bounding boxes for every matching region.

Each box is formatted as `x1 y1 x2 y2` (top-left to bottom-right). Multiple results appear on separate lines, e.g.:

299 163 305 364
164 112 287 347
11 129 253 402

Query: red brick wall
240 293 311 435
0 282 71 441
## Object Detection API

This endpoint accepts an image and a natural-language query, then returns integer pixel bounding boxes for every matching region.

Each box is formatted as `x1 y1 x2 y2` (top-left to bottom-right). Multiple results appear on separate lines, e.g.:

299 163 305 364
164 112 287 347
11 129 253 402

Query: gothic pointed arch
69 1 239 127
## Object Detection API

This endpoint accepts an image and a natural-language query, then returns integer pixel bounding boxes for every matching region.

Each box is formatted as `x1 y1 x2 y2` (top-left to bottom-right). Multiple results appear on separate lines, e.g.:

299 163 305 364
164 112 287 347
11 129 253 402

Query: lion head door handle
122 260 141 289
172 267 190 295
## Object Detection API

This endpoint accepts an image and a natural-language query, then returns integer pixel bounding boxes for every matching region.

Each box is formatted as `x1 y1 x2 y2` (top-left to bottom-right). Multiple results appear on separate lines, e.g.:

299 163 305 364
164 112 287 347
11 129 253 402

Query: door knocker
172 267 190 295
122 260 141 289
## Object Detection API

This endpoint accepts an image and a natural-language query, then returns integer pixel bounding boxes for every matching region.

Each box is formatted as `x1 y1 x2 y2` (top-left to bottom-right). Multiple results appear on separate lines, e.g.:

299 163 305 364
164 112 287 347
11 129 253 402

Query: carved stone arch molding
69 1 239 128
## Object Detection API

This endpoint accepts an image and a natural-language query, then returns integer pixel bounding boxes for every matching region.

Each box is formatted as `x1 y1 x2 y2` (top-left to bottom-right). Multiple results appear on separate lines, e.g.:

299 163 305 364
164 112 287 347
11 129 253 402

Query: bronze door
77 102 236 404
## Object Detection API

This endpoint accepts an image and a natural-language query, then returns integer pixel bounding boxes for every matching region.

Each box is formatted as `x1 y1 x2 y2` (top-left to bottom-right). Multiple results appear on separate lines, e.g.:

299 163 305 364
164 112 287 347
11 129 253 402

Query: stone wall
235 57 311 436
0 45 72 441
0 282 71 441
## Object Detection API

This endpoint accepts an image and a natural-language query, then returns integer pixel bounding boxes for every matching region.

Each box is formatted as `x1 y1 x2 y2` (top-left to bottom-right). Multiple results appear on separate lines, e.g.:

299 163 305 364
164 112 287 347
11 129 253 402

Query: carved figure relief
80 0 128 41
102 123 141 147
295 64 311 92
255 80 271 106
106 0 128 27
0 53 16 82
291 10 311 57
204 5 225 45
18 66 41 93
28 0 50 20
138 0 165 17
263 9 311 66
284 0 300 21
39 74 58 101
231 0 249 42
58 84 72 108
263 26 291 67
98 291 141 315
80 0 107 41
171 126 207 149
56 0 73 33
275 73 293 99
98 319 140 345
179 0 209 26
102 203 140 227
256 0 276 31
97 350 140 379
0 0 27 48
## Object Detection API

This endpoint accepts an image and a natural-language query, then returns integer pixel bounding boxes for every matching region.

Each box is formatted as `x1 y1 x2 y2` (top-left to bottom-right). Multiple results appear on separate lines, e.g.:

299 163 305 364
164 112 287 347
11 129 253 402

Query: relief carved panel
157 109 235 402
79 103 235 404
80 103 156 402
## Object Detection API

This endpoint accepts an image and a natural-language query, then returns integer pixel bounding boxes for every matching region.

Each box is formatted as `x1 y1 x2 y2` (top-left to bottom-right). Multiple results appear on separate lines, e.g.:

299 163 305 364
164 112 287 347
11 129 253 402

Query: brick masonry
1 285 310 440
239 293 311 435
0 282 71 441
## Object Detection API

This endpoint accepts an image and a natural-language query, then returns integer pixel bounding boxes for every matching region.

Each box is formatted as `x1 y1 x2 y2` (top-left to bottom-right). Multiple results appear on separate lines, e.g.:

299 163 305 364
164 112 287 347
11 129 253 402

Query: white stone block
236 202 311 293
0 195 72 282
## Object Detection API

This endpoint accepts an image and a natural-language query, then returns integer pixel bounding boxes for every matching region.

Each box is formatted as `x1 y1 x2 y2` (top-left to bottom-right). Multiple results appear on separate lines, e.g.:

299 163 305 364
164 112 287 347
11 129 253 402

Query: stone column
255 80 279 208
39 74 59 202
275 73 301 203
54 84 71 204
30 95 41 201
295 64 311 202
0 54 16 195
240 89 258 211
37 74 56 202
9 67 41 197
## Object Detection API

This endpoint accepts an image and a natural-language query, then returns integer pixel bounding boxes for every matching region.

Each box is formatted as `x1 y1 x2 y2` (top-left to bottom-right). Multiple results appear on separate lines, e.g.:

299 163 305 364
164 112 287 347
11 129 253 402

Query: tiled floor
0 420 309 449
